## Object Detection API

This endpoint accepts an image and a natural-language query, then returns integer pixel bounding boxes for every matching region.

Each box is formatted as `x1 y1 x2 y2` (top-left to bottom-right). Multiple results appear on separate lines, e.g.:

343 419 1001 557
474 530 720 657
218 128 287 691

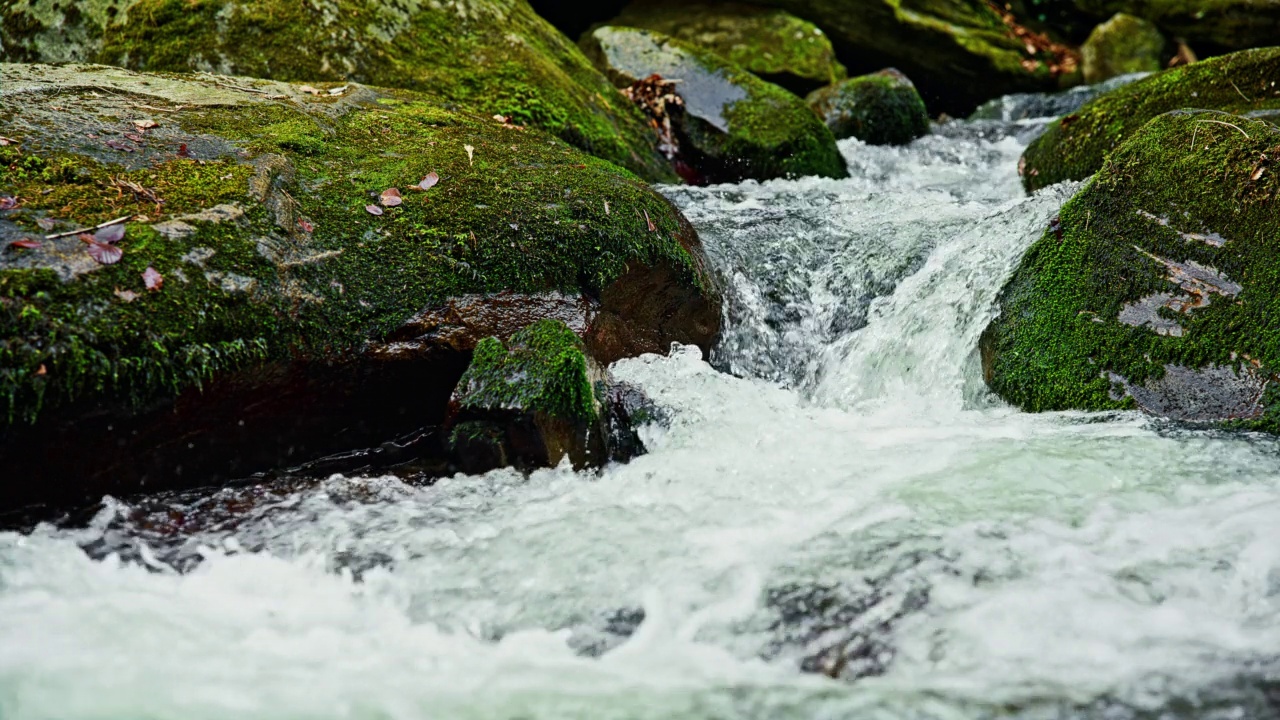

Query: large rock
603 0 847 95
1020 47 1280 192
0 0 676 183
582 26 847 184
1081 13 1164 84
1073 0 1280 51
0 63 721 510
806 69 930 145
748 0 1082 114
982 110 1280 428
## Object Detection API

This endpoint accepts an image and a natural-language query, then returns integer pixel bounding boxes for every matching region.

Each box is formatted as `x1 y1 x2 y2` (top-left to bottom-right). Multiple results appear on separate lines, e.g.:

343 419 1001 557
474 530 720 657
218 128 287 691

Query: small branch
1195 118 1250 139
45 214 133 240
1229 80 1253 103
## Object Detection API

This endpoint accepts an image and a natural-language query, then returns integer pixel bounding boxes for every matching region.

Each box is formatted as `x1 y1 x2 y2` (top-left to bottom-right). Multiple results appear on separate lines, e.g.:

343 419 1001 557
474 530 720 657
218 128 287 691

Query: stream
3 108 1280 720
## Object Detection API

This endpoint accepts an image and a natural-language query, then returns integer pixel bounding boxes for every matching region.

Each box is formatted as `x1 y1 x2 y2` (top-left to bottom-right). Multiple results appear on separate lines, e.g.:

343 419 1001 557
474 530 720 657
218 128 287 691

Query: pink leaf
298 218 314 233
132 119 159 130
87 241 123 265
143 266 163 291
419 172 439 190
9 239 41 250
365 204 383 216
95 223 126 244
380 188 402 207
36 217 57 231
0 197 17 210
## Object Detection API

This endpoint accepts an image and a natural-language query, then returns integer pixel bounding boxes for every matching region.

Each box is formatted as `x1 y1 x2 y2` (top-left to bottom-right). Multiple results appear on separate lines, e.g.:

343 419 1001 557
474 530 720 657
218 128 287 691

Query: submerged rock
582 26 847 184
968 71 1147 121
448 319 658 473
806 69 930 145
1073 0 1280 51
0 0 675 183
602 0 847 95
0 63 720 510
1081 13 1164 84
1020 47 1280 192
748 0 1082 114
982 111 1280 428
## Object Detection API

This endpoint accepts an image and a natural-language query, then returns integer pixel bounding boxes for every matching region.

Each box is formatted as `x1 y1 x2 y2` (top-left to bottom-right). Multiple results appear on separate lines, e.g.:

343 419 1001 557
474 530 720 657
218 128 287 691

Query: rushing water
5 113 1280 720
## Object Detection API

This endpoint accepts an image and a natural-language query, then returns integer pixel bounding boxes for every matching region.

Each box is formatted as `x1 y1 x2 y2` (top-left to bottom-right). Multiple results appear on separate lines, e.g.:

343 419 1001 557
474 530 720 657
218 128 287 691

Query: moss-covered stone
0 63 720 506
455 319 598 423
1081 13 1164 84
1020 47 1280 192
582 26 847 183
806 69 930 145
602 0 847 96
744 0 1080 114
0 0 676 183
1073 0 1280 51
983 110 1280 428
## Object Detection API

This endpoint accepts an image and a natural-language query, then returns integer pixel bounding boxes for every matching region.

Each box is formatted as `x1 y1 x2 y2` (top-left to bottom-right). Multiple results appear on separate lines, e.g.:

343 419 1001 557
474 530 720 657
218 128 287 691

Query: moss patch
984 110 1280 430
604 0 847 95
454 319 597 422
1021 47 1280 192
0 64 713 428
0 0 676 183
806 69 930 144
1074 0 1280 50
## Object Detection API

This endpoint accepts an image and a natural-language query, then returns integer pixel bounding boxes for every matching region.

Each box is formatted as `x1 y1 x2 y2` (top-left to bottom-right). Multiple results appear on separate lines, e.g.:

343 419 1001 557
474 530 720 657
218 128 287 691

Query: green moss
984 110 1280 429
1080 13 1164 84
604 0 847 94
454 319 597 422
582 26 847 182
1074 0 1280 50
806 69 930 144
1021 47 1280 192
0 0 677 183
0 64 713 427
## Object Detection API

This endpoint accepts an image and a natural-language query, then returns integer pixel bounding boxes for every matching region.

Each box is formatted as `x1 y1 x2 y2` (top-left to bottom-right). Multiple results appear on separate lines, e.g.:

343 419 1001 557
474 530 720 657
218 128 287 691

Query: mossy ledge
0 0 676 183
983 110 1280 430
1020 47 1280 192
456 319 598 423
0 63 720 508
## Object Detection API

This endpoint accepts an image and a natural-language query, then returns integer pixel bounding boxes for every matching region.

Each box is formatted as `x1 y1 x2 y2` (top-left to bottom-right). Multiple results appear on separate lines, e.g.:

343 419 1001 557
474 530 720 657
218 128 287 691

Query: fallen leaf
132 119 159 130
327 85 348 96
36 364 47 376
9 239 41 250
95 223 126 244
87 241 123 265
143 266 164 291
0 136 18 146
125 133 145 142
78 233 96 243
105 139 134 152
643 209 656 232
604 200 610 215
178 143 191 158
114 288 139 302
1252 166 1266 181
465 144 475 165
298 85 322 96
365 204 384 216
419 172 439 190
36 217 57 231
0 197 17 210
298 218 315 233
380 187 403 207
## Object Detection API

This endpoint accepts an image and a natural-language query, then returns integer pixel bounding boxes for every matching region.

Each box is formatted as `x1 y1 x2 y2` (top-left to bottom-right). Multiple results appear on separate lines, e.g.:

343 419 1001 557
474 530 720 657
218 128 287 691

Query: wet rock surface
582 25 847 183
1081 13 1164 84
806 68 930 145
0 63 719 511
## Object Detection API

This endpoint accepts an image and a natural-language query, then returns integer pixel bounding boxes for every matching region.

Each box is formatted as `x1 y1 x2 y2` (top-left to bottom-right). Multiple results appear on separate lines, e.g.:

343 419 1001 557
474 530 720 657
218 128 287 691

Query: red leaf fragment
419 172 439 190
78 233 96 244
365 204 383 216
298 218 315 233
95 223 126 244
143 266 164 291
105 139 134 152
87 241 123 265
178 143 191 158
380 187 403 207
9 239 41 250
0 136 18 146
36 217 57 231
0 197 17 210
35 364 47 376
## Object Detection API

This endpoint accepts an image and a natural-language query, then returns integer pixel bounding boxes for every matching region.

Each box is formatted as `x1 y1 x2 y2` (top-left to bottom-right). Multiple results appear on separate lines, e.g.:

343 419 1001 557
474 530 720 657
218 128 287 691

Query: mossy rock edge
0 63 720 509
806 69 930 145
984 110 1280 429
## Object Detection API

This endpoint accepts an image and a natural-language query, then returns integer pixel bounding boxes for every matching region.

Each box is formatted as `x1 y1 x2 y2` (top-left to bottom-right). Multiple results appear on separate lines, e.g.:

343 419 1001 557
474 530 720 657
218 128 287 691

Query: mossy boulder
0 63 721 510
806 69 930 145
744 0 1081 114
602 0 847 96
1020 47 1280 192
982 110 1280 427
1073 0 1280 51
1081 13 1164 84
0 0 676 183
581 26 847 184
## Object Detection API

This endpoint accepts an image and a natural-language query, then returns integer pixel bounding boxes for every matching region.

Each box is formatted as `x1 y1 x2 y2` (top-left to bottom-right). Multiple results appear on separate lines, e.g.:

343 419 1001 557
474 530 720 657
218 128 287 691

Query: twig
1195 118 1250 139
1191 125 1198 152
196 74 270 95
1229 80 1253 103
129 102 184 113
45 214 133 240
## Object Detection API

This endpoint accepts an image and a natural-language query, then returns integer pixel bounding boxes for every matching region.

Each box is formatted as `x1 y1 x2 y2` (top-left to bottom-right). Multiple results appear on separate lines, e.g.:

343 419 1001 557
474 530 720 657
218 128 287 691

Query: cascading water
4 112 1280 720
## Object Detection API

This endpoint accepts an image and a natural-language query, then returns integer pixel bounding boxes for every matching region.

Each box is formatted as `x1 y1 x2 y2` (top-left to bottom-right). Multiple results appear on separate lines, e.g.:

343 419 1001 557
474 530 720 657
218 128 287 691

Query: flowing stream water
4 111 1280 720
